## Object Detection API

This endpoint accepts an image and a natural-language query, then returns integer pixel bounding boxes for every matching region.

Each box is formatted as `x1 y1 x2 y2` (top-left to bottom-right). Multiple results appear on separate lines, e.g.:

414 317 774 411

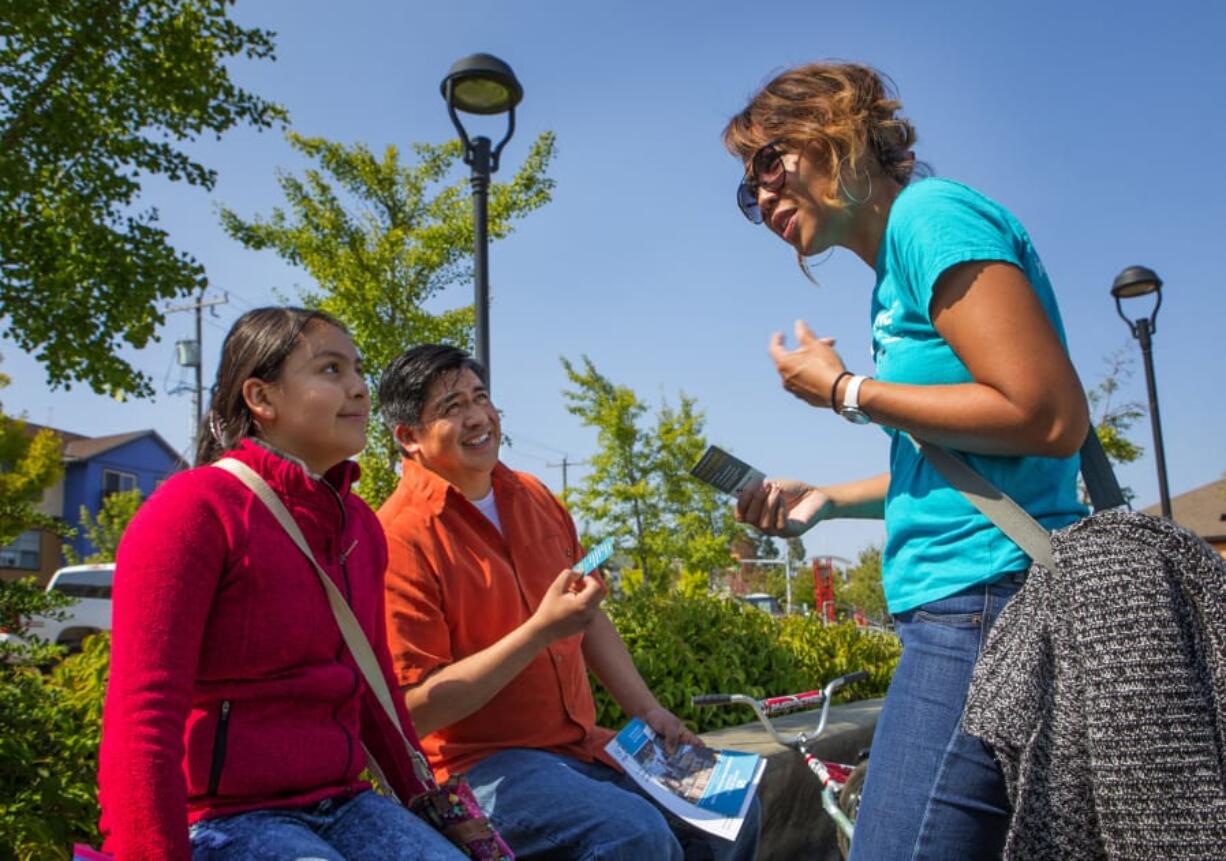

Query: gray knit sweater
962 509 1226 860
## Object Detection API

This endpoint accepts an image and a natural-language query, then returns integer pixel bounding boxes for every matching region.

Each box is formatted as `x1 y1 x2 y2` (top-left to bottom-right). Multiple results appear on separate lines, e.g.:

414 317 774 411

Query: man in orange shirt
376 345 760 861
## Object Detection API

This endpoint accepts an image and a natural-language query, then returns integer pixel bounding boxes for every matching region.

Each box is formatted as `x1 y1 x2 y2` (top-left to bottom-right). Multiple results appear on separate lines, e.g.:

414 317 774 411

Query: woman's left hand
769 320 843 408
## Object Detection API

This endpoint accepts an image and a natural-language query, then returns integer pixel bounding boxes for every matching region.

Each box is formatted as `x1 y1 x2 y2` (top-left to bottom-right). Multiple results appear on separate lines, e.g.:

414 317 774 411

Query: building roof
22 422 187 470
1143 477 1226 542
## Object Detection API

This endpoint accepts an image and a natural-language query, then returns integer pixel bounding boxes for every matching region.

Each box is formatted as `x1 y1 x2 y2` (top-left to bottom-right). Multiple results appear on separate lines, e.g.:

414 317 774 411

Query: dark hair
195 307 347 466
378 344 487 455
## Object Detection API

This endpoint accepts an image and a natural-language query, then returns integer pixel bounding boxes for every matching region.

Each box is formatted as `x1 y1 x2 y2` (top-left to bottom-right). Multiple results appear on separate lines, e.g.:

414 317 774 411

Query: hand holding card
575 537 615 576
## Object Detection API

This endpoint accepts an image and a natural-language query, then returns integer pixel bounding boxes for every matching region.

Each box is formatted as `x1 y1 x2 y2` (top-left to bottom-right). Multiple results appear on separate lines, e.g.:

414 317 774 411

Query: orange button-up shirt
378 458 617 781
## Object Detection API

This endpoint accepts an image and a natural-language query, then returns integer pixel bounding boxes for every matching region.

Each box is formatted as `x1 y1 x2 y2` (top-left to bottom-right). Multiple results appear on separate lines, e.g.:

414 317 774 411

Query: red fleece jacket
98 441 429 860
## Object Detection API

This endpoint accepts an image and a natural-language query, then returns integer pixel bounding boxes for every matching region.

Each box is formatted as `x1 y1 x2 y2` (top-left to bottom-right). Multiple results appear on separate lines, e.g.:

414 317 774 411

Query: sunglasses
736 140 787 224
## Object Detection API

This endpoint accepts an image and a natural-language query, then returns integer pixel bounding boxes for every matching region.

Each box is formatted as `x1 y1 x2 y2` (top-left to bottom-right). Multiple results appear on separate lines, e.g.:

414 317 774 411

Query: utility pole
166 290 228 453
545 455 588 493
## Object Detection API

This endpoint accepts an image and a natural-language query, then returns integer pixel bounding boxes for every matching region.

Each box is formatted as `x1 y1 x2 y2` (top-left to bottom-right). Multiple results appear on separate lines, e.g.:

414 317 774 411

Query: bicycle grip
837 671 869 686
691 694 732 706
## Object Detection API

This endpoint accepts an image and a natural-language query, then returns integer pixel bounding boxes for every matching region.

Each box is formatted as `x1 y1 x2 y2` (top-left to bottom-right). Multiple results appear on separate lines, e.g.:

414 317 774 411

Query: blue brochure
575 537 614 576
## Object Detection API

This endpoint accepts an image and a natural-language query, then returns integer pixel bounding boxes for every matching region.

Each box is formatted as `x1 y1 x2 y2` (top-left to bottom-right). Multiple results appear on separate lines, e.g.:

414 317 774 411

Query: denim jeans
465 748 762 861
188 788 465 860
847 573 1023 861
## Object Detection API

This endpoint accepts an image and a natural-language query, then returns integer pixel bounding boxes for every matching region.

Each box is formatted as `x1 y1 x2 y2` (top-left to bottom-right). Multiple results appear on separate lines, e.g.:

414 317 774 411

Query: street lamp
440 53 523 389
1111 265 1171 518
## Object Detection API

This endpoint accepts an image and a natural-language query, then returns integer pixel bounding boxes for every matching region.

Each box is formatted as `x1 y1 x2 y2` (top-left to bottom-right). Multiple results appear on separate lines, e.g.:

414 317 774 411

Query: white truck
9 563 114 653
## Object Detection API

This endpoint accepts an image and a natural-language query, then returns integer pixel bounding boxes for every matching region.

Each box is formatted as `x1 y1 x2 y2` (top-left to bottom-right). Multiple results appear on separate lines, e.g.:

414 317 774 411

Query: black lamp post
1111 265 1171 518
440 53 522 389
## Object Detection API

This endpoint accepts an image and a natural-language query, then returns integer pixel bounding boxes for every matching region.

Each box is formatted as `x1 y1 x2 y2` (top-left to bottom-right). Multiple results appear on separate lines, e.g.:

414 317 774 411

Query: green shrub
0 630 109 860
595 591 900 734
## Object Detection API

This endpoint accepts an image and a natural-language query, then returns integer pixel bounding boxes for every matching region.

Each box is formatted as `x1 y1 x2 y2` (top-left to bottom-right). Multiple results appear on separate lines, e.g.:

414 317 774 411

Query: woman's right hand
736 479 832 537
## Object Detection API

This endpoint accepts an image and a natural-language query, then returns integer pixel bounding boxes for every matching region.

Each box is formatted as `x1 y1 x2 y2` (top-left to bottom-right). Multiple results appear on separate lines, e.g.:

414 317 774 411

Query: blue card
575 537 614 576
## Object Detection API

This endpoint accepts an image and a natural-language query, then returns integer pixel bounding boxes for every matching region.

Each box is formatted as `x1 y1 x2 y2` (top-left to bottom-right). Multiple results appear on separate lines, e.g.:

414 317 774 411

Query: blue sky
7 0 1225 566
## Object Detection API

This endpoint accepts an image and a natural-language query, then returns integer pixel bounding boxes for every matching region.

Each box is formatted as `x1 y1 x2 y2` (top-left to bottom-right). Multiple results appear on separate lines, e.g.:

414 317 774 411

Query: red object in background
813 558 836 622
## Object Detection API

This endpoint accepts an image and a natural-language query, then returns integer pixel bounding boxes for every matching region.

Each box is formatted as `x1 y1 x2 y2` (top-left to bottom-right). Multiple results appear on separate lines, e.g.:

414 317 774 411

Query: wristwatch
839 375 871 424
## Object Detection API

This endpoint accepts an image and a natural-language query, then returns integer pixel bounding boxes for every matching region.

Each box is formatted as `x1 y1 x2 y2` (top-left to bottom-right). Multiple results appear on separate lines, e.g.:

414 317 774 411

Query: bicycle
692 671 870 859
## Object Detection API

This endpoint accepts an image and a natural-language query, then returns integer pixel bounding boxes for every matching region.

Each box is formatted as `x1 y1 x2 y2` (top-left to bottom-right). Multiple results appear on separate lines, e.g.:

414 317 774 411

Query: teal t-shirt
870 178 1086 613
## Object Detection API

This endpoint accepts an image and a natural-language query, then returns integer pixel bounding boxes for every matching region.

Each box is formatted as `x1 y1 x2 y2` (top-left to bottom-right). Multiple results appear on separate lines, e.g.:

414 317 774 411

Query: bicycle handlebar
690 670 870 749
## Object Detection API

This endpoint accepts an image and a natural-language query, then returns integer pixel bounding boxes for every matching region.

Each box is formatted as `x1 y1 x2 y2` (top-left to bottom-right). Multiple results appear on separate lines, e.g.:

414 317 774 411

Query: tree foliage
0 0 286 397
63 489 142 565
561 356 747 592
0 365 64 546
1086 346 1146 504
220 132 557 505
835 544 887 621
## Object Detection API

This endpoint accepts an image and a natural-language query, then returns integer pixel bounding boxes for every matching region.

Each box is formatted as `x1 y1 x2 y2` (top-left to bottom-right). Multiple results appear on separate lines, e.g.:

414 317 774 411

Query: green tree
835 544 887 621
62 489 142 564
220 132 556 505
1086 346 1146 504
0 0 286 398
561 356 745 592
0 365 64 546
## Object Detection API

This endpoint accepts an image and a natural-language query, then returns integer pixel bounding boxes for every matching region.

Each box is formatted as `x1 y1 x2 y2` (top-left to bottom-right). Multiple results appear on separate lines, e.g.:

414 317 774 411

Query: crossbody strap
914 440 1058 571
212 458 436 790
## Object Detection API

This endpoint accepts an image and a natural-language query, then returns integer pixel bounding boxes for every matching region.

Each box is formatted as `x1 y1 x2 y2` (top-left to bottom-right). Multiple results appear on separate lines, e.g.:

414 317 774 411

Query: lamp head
1111 265 1163 300
440 53 522 115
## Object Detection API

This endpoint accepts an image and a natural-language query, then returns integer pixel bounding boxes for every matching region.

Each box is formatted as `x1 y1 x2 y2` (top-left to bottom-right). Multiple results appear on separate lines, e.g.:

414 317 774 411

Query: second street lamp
440 53 523 390
1111 264 1171 518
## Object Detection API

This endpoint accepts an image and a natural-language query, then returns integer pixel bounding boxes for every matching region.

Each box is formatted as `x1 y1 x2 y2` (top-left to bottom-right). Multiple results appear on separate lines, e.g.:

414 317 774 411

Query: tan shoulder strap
212 457 435 789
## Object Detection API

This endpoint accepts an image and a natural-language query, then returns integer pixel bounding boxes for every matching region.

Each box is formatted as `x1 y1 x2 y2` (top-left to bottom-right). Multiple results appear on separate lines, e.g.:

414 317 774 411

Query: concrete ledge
700 698 882 861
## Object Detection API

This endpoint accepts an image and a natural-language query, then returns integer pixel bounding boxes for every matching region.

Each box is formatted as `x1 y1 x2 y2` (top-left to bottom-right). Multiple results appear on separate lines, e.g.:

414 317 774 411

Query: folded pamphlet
689 445 765 496
605 718 764 841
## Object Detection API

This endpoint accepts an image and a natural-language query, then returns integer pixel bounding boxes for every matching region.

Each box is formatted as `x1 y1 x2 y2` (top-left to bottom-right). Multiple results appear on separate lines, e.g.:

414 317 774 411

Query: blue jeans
188 788 466 860
465 748 761 861
848 574 1022 861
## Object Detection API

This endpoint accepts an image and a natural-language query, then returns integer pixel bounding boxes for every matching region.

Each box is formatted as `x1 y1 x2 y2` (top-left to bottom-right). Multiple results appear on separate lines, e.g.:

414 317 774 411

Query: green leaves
561 356 748 592
594 591 899 734
220 131 557 506
62 488 142 564
0 365 66 546
0 0 286 396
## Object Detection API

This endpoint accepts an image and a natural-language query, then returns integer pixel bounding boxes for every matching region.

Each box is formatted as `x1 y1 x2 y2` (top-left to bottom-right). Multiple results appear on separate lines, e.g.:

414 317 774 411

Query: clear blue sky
7 0 1225 564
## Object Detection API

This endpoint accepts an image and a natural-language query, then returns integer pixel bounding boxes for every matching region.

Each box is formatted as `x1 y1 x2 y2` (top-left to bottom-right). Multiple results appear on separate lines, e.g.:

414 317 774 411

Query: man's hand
528 568 606 645
737 478 832 537
643 705 702 755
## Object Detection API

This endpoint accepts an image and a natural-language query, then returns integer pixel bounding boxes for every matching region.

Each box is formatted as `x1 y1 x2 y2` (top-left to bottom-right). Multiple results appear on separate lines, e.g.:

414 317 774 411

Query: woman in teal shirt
727 63 1088 860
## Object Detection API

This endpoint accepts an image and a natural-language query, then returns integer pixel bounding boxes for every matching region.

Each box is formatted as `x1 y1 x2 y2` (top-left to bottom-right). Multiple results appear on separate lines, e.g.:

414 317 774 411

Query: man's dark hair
378 344 487 454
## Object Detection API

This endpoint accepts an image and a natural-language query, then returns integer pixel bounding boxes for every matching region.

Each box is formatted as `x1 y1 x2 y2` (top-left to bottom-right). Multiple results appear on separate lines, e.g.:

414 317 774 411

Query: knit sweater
98 441 429 860
962 508 1226 859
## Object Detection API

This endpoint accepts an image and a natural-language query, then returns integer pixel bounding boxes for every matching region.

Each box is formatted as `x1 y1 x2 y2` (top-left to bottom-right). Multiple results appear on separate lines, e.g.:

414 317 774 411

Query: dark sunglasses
736 140 787 224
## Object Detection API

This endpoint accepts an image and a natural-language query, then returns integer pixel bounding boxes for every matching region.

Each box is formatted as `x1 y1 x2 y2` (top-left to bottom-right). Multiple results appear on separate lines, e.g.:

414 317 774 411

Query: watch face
840 407 871 425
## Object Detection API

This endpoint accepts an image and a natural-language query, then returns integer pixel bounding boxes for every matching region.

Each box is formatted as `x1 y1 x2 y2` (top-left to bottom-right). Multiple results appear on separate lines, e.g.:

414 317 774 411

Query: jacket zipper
207 700 232 796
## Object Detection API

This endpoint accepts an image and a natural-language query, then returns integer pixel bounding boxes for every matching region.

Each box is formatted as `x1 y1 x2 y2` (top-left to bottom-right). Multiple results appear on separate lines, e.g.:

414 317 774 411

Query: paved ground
700 698 883 861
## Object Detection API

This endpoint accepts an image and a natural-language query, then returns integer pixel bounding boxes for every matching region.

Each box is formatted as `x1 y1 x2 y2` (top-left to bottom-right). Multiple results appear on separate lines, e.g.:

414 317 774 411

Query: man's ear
393 424 421 456
241 378 276 425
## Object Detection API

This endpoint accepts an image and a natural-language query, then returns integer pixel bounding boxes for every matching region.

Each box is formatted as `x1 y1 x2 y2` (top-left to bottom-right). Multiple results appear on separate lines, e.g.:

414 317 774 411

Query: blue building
0 425 186 584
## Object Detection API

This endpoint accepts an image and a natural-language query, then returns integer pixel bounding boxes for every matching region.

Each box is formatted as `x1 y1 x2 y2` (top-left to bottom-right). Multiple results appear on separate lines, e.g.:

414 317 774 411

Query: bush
0 626 108 860
595 590 899 734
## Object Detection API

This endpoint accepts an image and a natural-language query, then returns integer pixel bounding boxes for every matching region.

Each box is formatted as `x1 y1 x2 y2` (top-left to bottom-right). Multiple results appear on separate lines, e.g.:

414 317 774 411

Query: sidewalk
700 698 882 861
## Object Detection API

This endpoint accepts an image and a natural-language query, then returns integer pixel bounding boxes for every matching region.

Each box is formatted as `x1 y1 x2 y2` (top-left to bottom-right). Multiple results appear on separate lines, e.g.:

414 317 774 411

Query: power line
165 290 229 453
545 455 589 493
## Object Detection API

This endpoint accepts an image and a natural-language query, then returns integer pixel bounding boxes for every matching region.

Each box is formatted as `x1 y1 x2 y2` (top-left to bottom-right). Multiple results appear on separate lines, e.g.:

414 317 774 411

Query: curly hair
724 62 920 209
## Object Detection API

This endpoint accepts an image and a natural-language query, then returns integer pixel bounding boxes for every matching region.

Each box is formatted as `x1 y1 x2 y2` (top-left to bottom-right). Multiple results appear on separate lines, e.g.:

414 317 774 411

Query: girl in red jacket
99 308 465 860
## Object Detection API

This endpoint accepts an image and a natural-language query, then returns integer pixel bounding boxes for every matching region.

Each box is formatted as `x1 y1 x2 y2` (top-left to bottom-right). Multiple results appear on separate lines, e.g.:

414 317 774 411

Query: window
102 469 137 499
0 529 41 570
51 567 113 599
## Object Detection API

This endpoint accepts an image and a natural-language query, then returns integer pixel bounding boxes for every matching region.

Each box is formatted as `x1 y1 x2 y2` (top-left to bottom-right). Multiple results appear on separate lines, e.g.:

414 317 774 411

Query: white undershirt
471 489 503 534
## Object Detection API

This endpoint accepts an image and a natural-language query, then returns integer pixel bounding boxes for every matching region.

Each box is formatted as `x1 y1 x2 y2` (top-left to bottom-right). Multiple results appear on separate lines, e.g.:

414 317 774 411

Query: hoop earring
838 170 873 205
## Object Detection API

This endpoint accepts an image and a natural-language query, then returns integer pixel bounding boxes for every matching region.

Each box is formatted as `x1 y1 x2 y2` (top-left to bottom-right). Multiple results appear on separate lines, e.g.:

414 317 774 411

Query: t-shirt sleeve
383 532 452 688
891 181 1025 318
